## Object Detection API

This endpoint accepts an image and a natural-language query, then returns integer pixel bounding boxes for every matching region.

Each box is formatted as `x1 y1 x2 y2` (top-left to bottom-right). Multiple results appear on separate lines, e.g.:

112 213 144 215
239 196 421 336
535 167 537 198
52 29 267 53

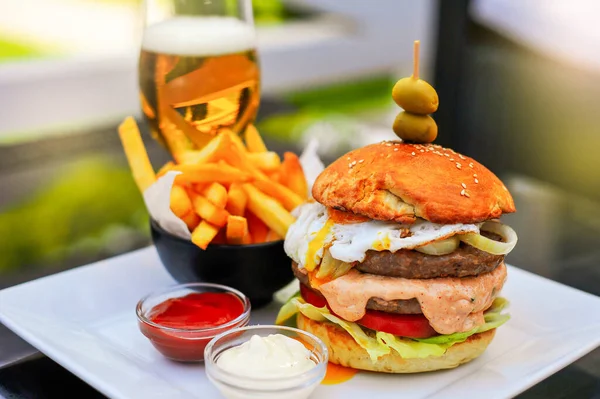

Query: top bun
312 141 515 224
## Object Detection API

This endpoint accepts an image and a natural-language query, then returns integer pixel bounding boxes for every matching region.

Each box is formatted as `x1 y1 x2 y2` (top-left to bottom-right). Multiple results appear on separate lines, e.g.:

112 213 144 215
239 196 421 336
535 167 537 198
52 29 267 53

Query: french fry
247 152 281 172
244 124 268 153
191 183 209 193
157 161 175 178
226 215 251 245
170 185 193 219
179 131 233 165
191 221 220 250
118 117 156 192
221 143 255 173
265 229 282 242
172 163 253 184
212 228 228 245
215 131 271 180
202 182 228 209
246 211 269 243
280 152 308 199
226 183 247 216
242 184 295 239
180 211 201 231
252 179 303 211
222 129 247 153
192 195 229 227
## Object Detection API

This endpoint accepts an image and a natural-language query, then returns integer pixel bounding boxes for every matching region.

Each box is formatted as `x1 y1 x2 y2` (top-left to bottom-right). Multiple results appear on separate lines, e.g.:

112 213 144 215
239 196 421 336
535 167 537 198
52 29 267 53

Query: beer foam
142 16 256 56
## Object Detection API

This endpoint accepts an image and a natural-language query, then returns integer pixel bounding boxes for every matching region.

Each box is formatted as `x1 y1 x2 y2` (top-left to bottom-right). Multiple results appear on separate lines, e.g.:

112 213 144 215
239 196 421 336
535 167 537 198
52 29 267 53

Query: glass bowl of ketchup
136 282 251 362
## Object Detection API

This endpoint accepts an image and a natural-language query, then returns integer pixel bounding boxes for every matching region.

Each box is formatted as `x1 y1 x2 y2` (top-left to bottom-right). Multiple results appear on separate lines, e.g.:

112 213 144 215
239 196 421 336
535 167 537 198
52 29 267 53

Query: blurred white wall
0 0 436 141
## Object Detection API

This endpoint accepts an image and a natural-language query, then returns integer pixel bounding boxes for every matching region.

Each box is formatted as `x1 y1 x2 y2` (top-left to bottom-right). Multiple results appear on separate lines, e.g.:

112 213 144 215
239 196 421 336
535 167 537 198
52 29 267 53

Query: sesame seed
469 162 474 168
347 157 350 160
461 183 467 189
456 163 462 169
449 158 454 161
420 150 424 153
386 143 392 147
348 163 352 168
358 159 364 163
464 191 471 198
475 179 479 184
459 154 466 160
411 152 415 156
460 189 466 196
473 173 478 177
444 153 450 157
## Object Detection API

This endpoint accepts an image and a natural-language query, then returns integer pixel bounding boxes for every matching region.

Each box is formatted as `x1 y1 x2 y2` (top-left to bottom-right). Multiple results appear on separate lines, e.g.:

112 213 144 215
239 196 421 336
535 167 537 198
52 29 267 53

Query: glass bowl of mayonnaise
204 325 328 399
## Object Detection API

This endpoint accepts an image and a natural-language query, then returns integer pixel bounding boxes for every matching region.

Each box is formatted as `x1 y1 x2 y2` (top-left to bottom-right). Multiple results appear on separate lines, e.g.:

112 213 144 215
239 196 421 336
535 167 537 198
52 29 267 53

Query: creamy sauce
216 334 316 378
317 263 507 335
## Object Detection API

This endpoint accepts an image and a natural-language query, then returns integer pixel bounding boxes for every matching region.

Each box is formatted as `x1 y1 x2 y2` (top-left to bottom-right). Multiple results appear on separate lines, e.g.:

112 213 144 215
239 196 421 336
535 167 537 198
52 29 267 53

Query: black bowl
150 220 294 309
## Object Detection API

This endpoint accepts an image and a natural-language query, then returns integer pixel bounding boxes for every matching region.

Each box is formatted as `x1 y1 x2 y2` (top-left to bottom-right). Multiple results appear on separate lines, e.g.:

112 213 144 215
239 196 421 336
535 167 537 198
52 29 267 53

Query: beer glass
138 0 260 155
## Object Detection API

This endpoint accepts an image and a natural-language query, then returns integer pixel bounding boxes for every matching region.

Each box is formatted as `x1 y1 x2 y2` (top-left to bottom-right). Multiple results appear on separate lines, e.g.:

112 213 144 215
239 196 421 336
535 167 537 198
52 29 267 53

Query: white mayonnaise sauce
216 334 316 378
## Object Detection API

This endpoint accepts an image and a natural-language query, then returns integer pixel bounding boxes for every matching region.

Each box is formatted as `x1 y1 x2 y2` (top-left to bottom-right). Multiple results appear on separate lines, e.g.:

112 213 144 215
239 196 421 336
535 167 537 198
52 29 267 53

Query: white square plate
1 247 599 399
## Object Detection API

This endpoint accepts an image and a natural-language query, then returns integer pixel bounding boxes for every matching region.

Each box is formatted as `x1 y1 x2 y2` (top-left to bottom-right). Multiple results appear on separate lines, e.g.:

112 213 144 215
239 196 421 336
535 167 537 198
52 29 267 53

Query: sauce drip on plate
321 363 358 385
148 292 244 329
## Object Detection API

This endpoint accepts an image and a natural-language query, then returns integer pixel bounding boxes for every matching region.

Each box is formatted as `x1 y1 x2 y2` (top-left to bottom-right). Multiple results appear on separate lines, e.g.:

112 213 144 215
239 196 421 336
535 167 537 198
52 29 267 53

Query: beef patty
356 231 504 279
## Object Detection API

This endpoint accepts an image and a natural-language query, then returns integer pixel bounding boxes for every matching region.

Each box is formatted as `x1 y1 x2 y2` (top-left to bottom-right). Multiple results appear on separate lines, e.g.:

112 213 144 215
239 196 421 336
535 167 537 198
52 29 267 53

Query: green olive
392 77 439 114
393 111 437 143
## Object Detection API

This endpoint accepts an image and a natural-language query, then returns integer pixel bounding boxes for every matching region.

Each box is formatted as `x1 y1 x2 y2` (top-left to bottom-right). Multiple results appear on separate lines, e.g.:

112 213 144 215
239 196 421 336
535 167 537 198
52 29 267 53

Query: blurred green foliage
258 75 395 141
0 158 149 272
173 0 286 24
0 37 46 61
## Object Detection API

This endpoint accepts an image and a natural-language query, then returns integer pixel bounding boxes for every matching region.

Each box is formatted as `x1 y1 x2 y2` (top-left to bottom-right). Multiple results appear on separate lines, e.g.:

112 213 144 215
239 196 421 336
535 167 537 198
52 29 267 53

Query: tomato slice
356 310 437 339
300 283 328 309
299 284 437 339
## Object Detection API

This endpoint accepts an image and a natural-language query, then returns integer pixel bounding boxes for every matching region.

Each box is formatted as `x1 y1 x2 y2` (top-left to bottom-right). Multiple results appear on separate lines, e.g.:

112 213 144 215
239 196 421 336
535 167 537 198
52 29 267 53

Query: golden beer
138 17 260 154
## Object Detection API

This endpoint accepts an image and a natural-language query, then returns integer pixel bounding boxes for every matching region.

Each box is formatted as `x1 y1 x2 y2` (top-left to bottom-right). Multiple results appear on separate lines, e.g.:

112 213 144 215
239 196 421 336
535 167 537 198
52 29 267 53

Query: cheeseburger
276 140 517 373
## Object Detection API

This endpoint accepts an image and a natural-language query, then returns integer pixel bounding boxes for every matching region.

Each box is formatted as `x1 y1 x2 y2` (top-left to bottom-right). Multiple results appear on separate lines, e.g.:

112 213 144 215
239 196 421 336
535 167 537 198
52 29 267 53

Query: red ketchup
138 292 247 362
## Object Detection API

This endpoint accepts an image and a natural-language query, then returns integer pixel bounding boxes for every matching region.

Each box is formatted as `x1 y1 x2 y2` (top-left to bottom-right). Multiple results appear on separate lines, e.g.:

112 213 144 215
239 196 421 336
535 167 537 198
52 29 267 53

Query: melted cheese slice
284 202 481 269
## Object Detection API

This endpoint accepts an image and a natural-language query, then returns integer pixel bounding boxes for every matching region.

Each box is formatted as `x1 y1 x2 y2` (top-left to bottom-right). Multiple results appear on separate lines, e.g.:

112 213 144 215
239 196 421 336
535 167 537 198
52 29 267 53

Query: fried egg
284 202 481 270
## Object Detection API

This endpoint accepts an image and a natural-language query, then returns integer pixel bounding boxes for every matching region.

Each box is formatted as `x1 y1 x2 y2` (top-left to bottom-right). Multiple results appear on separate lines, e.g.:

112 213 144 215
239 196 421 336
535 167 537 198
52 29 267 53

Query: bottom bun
297 313 496 373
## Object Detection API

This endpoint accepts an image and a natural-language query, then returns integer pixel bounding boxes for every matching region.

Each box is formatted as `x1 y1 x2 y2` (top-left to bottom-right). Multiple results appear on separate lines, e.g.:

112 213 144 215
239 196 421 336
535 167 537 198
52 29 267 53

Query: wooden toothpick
413 40 420 80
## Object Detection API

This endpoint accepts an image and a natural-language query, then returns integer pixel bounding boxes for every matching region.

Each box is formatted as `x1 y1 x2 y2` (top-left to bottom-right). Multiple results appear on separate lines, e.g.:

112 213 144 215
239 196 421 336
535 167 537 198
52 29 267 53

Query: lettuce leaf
275 293 510 363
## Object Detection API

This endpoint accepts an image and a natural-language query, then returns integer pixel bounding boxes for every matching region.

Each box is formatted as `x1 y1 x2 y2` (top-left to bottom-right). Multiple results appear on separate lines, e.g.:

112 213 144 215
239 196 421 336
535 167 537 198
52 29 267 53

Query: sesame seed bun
312 141 515 224
297 312 496 373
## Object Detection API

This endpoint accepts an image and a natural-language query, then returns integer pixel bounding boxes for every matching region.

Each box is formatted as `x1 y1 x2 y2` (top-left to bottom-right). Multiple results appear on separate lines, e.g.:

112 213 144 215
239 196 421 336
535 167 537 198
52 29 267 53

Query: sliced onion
459 221 518 255
316 250 354 279
414 236 460 255
331 261 353 279
316 250 338 279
